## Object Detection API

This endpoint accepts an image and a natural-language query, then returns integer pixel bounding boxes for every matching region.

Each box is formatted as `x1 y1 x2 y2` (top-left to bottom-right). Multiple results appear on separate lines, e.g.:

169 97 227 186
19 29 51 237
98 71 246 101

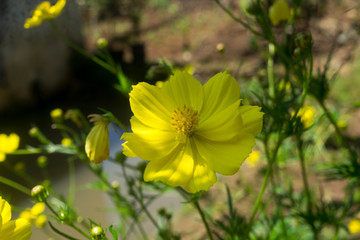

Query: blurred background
1 0 360 239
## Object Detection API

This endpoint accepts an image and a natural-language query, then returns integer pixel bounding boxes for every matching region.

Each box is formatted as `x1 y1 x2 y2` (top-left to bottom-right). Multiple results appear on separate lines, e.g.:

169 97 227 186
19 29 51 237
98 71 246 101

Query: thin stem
67 158 76 206
296 137 313 213
194 199 214 240
70 223 92 239
247 135 283 236
49 21 117 75
120 164 160 233
176 188 213 240
319 101 357 162
0 176 31 195
268 43 275 99
213 0 262 36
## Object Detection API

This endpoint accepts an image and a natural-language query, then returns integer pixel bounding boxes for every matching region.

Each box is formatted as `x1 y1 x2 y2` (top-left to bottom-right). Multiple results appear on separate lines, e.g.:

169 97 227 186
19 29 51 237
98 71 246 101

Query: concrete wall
0 0 82 111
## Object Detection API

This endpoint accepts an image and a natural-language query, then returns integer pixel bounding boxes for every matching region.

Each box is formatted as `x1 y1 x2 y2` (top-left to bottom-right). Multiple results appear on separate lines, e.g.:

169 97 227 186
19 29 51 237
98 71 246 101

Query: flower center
171 105 199 136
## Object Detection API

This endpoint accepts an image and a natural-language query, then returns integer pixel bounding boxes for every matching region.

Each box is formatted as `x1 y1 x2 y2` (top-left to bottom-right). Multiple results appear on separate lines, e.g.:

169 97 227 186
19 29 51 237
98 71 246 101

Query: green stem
268 43 275 99
68 158 76 206
0 176 31 195
176 188 213 240
49 21 117 75
296 137 313 213
70 223 92 239
247 136 283 236
213 0 262 36
319 101 357 162
194 199 214 240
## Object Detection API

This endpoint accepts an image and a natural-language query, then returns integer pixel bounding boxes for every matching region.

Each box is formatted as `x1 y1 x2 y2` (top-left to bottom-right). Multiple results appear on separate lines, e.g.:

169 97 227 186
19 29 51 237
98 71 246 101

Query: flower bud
31 185 49 202
85 115 110 164
37 156 48 168
29 127 40 137
216 43 225 54
50 108 63 121
91 226 105 240
96 38 108 49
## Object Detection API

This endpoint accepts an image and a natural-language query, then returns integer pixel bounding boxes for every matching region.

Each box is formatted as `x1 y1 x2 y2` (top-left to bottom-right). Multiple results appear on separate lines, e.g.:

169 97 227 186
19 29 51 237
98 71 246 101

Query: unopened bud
37 156 48 168
216 43 225 54
97 38 108 49
91 226 105 240
31 185 48 202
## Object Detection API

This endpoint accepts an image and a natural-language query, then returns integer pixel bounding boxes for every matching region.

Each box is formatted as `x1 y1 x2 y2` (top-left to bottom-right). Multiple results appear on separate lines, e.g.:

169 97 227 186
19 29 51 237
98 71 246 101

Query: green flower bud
37 156 48 168
31 185 49 202
96 38 108 49
91 226 105 240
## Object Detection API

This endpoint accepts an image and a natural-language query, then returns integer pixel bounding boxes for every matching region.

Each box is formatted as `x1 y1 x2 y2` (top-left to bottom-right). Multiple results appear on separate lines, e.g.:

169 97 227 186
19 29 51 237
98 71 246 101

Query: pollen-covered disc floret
171 105 199 135
122 71 264 193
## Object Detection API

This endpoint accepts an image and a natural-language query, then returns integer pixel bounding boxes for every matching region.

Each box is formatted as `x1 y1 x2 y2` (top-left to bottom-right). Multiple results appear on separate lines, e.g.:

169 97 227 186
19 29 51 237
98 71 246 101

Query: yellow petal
121 117 179 160
34 214 47 228
269 0 290 26
0 197 11 225
239 105 264 136
1 218 32 240
144 141 194 187
194 133 255 175
201 72 240 120
0 152 5 162
349 219 360 234
161 71 204 112
196 100 242 141
183 161 217 193
19 211 32 221
129 82 176 130
30 203 45 216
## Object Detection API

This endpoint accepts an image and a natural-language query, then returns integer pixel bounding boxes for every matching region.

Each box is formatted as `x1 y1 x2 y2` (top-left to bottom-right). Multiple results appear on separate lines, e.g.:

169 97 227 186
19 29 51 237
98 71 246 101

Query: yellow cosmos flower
0 196 32 240
0 133 20 162
247 150 260 167
122 71 263 193
20 203 47 228
293 105 317 129
85 115 110 164
24 0 66 29
269 0 290 26
61 138 73 146
349 219 360 234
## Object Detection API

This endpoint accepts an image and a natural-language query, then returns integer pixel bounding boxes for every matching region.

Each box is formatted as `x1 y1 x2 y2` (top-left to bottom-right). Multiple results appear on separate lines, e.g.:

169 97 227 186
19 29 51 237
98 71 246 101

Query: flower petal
161 71 204 112
194 133 255 175
129 82 176 130
144 140 194 187
239 105 264 136
1 218 32 240
201 72 240 120
183 161 217 193
196 100 242 141
0 197 11 225
121 117 179 160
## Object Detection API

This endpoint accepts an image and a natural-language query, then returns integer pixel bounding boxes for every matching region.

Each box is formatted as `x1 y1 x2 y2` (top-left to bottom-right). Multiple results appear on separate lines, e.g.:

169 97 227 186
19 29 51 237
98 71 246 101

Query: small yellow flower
0 196 32 239
50 108 63 120
122 71 263 193
247 150 260 167
349 219 360 234
24 0 66 29
20 203 47 228
293 105 317 129
269 0 290 26
0 133 20 162
61 138 73 146
85 115 110 164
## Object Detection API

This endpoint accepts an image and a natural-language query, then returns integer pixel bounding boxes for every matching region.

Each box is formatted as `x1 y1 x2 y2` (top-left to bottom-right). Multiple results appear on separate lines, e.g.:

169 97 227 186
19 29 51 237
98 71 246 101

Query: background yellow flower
20 203 47 228
0 133 20 162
